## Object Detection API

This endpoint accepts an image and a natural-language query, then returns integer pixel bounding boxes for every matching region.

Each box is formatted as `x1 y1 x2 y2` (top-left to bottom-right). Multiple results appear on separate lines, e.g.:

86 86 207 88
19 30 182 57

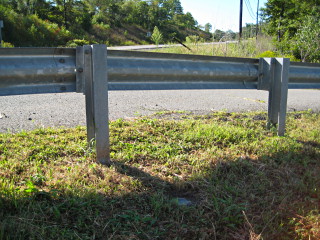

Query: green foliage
151 26 163 46
66 39 92 47
293 15 320 62
0 112 320 239
1 41 14 47
185 35 200 44
212 29 237 41
122 40 136 46
0 5 71 47
257 50 277 58
213 29 225 41
204 22 212 33
262 0 320 62
155 37 285 60
0 0 210 47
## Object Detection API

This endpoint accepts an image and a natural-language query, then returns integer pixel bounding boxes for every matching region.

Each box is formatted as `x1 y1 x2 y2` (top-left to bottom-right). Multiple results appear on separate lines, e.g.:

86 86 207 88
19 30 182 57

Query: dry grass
1 111 320 239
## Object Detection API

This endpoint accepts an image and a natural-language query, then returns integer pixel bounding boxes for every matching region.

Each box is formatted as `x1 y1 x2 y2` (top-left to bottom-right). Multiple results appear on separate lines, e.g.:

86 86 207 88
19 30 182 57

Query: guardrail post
82 45 95 144
79 45 110 165
267 58 290 136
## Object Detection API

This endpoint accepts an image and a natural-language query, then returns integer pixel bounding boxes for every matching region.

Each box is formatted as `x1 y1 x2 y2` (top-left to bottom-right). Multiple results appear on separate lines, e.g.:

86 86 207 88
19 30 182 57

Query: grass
151 36 295 60
0 111 320 239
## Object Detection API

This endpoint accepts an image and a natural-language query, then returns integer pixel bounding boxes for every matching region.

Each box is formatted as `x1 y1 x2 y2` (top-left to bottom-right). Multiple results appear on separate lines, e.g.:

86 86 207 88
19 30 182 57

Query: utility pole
239 0 243 40
256 0 259 39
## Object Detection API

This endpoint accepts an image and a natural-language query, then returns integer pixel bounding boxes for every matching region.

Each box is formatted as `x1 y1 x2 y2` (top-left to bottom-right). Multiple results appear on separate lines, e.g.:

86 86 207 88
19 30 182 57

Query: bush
122 40 135 46
293 15 320 63
1 41 14 47
151 26 163 46
66 39 91 47
185 35 199 44
0 6 71 47
257 50 277 58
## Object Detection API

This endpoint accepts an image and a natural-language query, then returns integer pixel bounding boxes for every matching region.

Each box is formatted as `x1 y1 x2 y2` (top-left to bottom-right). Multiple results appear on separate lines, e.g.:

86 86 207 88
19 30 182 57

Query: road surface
0 89 319 133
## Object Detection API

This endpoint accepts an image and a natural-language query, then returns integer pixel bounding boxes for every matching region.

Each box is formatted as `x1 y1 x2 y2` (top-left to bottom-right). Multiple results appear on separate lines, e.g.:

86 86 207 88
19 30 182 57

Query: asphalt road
0 89 319 133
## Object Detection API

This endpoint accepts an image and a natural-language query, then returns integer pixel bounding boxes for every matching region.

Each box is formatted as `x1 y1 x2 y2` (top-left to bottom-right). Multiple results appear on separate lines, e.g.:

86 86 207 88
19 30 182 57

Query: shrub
1 41 14 47
185 35 199 44
151 26 163 46
122 40 135 46
293 15 320 63
257 50 277 58
66 39 91 47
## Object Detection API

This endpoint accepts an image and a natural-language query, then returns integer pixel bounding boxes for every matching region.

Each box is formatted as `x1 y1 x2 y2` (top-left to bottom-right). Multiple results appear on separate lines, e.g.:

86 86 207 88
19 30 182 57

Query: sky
179 0 267 32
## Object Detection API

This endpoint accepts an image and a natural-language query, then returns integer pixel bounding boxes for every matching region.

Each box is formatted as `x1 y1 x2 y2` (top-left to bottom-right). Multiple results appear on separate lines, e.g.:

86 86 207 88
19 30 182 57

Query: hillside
0 0 211 47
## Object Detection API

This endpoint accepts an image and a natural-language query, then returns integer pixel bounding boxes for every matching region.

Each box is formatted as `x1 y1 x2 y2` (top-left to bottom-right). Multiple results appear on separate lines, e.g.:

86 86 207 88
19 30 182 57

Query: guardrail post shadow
266 58 290 136
78 44 110 165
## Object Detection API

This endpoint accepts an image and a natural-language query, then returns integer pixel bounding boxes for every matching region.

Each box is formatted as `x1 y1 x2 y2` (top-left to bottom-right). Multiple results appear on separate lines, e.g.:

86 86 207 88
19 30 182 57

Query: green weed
0 111 319 239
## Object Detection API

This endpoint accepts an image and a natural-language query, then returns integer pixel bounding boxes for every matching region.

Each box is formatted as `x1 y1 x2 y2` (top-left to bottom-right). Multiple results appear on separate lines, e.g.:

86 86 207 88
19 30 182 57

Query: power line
246 0 256 17
244 0 256 20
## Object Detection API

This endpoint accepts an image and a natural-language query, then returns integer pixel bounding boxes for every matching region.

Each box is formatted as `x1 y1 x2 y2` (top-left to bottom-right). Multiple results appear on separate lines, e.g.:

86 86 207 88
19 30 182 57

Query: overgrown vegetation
1 111 320 239
261 0 320 63
0 0 211 47
1 0 319 62
152 36 299 60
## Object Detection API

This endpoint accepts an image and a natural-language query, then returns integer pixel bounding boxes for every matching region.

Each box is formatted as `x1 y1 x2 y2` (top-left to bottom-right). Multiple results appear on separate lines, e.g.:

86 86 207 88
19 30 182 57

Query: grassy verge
1 111 320 239
152 36 298 61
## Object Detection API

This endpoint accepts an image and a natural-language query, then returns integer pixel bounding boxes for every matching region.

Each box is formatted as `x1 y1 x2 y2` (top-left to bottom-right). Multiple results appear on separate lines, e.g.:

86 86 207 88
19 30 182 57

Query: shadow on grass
1 144 320 240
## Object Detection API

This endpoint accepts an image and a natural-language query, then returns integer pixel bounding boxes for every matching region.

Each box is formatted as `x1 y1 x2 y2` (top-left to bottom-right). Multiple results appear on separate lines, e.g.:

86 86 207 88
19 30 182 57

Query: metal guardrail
1 45 320 164
0 48 76 95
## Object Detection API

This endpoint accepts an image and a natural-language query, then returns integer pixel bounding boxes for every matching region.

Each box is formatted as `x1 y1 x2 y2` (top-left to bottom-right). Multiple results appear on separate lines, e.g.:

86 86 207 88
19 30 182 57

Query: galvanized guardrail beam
0 48 76 96
289 62 320 89
1 45 320 164
106 50 259 91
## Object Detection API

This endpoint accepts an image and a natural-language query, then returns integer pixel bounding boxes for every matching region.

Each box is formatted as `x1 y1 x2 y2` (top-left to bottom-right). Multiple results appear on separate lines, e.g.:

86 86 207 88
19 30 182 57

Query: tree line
261 0 320 62
0 0 319 62
0 0 210 47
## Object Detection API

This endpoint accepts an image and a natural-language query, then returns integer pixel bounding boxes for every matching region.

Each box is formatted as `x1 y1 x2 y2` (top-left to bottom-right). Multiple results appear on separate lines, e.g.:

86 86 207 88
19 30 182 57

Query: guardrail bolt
77 67 83 73
59 58 65 63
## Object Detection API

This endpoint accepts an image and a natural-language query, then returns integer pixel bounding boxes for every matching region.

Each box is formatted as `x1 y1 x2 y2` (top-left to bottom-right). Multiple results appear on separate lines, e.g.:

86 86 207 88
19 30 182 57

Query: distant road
1 89 319 133
108 44 176 51
108 41 237 51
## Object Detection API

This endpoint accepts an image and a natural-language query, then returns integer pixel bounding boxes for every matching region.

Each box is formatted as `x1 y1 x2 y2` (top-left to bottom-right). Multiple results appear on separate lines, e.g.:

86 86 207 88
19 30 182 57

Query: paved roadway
108 41 235 51
0 89 319 133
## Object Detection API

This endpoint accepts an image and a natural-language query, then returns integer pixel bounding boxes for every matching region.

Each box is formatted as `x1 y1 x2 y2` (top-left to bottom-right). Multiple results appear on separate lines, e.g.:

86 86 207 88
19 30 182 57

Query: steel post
91 45 110 164
267 58 290 136
77 45 110 164
83 45 95 144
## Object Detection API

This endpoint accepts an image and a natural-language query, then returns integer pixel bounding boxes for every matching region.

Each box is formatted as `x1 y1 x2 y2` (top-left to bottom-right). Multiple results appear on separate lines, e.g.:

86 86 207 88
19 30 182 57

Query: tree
261 0 320 61
261 0 320 41
225 30 236 40
151 26 163 46
182 12 197 29
204 23 212 33
213 29 225 41
294 15 320 62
